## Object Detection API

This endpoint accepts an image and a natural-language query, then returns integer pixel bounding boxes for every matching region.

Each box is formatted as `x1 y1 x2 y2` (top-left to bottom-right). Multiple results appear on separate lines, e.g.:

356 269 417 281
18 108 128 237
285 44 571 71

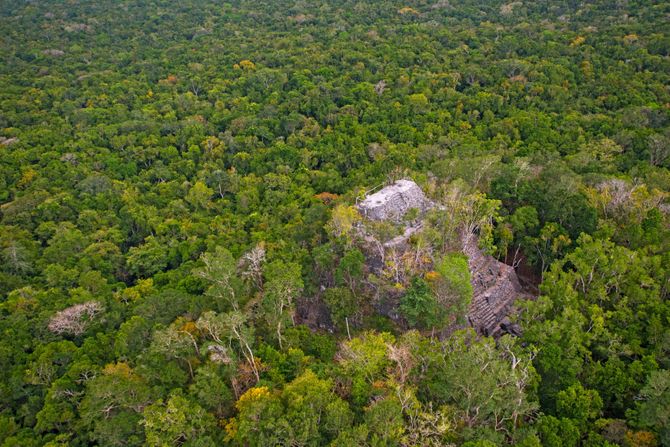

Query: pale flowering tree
592 179 667 221
374 79 387 96
47 301 103 336
239 243 266 292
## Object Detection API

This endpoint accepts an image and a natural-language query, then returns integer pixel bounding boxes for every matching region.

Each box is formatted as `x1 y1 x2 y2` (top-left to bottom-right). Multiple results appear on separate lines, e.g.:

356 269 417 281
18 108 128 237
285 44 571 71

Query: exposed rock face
357 179 430 222
462 235 528 337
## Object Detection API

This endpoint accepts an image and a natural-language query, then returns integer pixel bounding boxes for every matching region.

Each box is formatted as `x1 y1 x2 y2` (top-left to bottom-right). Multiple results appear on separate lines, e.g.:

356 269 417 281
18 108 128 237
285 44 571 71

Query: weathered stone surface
355 179 531 337
357 179 429 222
383 222 424 249
462 235 529 337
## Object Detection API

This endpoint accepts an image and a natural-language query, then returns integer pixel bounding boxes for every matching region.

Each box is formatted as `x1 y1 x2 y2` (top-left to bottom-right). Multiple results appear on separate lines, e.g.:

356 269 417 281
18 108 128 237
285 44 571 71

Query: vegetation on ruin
1 0 669 445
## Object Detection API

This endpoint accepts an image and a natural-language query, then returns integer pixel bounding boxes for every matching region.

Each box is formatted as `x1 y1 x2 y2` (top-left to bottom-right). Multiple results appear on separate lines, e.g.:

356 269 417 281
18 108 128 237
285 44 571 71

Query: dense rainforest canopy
1 0 669 445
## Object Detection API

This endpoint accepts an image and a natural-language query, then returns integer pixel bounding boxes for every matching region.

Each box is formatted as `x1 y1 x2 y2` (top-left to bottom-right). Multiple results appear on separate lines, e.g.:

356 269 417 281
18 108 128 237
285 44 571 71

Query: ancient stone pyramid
357 179 430 222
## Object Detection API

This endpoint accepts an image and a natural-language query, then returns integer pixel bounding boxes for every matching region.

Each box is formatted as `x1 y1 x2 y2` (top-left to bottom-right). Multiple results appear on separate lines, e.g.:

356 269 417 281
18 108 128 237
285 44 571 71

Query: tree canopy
0 0 669 445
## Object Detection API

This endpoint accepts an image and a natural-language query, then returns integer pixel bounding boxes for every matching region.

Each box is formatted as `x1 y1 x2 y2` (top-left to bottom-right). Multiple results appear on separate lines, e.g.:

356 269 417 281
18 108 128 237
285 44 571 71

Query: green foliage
365 396 405 444
431 253 473 324
420 331 538 439
126 236 170 278
535 415 581 447
79 363 151 446
189 364 233 417
323 287 357 331
143 391 217 446
262 260 304 348
335 248 365 293
339 331 394 383
400 277 444 329
556 383 603 431
521 233 670 415
192 246 242 311
284 325 337 363
633 370 670 445
229 371 350 446
185 181 213 210
0 0 668 445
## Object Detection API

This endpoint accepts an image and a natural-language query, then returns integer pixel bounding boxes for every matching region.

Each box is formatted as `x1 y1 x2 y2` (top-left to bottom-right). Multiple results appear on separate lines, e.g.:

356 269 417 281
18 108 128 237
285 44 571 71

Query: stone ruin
462 235 528 337
357 179 431 222
357 179 530 337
